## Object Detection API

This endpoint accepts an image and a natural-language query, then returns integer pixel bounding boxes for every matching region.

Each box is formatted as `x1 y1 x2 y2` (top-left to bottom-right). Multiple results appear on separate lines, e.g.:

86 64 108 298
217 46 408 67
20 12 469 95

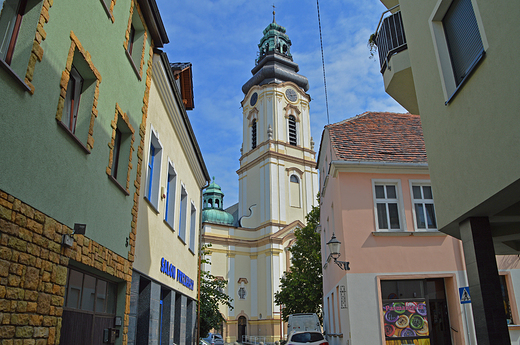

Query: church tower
201 14 319 343
238 15 319 231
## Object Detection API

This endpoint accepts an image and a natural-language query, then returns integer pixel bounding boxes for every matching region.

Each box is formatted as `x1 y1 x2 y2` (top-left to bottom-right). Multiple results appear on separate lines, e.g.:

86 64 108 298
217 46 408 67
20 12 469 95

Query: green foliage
200 245 234 338
274 198 322 324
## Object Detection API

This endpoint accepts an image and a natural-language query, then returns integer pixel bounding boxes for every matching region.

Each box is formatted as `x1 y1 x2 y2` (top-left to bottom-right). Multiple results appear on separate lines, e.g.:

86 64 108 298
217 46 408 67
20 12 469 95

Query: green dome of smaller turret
202 177 235 226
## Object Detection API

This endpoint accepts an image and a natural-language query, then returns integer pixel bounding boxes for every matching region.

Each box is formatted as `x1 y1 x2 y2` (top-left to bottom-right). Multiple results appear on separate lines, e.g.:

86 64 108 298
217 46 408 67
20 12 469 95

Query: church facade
201 18 319 343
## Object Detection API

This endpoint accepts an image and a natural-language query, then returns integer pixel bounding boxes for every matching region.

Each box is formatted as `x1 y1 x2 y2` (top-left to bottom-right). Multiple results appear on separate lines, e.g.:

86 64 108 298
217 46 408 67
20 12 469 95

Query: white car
204 333 224 345
287 331 328 345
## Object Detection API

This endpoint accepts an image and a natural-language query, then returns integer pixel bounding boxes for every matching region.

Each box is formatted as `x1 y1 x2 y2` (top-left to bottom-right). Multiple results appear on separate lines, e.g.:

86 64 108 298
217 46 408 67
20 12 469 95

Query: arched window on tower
251 119 257 149
288 115 297 146
290 174 301 208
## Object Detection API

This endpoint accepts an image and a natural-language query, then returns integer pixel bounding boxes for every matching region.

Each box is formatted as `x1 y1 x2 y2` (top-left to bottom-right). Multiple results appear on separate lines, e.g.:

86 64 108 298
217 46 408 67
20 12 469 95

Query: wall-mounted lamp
326 233 350 271
62 223 87 247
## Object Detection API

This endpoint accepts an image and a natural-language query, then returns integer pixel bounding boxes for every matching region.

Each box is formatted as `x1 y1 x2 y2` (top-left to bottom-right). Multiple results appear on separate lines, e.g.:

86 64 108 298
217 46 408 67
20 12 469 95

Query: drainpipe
197 180 210 344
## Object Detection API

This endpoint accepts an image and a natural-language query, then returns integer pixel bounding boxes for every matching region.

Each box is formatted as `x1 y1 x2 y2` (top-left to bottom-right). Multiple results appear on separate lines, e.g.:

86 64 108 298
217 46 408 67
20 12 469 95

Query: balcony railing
375 9 407 73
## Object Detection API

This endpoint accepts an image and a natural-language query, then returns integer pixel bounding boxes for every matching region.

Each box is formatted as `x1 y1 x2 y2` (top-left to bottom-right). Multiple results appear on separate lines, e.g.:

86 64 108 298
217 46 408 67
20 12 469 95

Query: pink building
316 112 488 345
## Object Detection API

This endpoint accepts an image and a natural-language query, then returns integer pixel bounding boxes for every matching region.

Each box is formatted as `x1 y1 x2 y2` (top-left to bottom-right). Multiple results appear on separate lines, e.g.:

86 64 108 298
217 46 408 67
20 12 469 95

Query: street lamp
326 233 350 270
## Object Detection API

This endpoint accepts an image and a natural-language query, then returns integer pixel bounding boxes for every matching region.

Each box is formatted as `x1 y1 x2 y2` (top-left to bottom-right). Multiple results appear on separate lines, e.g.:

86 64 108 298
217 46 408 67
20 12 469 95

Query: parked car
203 333 224 345
200 339 211 345
286 331 328 345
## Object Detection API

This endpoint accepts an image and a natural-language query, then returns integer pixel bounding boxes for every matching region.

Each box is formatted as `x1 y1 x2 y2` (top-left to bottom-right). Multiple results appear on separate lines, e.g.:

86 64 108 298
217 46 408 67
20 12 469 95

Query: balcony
375 8 419 114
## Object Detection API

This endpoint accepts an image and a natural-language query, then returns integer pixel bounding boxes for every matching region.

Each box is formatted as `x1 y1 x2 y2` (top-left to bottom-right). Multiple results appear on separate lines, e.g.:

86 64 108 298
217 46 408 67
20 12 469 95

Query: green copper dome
202 177 235 226
256 21 292 65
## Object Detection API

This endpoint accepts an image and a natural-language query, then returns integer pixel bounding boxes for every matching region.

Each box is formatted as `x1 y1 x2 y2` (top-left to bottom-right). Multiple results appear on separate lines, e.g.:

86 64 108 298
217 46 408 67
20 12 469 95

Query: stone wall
0 189 133 344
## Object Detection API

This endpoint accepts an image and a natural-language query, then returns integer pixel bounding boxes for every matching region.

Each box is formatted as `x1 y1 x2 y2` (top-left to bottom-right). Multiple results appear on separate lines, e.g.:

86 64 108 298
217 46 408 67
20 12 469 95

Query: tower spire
272 4 276 23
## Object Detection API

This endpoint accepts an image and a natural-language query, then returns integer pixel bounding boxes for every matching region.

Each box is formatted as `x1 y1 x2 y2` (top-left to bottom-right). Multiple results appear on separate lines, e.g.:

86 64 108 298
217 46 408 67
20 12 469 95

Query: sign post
459 287 471 345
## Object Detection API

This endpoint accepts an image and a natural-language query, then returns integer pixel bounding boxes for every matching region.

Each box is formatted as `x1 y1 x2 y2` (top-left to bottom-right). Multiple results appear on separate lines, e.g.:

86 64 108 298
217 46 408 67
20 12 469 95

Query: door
426 279 452 345
238 316 247 343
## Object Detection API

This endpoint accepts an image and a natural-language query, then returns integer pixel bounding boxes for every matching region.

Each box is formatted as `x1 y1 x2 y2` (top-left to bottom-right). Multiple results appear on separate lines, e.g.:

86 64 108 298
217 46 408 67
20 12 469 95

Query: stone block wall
0 189 133 344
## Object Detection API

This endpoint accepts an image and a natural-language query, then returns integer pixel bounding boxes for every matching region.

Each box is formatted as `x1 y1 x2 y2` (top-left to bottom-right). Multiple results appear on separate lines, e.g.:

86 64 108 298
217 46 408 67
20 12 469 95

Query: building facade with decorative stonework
0 0 169 344
201 17 319 344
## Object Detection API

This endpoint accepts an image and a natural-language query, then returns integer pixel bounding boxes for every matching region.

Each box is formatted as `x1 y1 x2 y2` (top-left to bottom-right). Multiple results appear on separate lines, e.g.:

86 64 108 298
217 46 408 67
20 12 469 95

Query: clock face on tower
250 92 258 106
285 88 297 102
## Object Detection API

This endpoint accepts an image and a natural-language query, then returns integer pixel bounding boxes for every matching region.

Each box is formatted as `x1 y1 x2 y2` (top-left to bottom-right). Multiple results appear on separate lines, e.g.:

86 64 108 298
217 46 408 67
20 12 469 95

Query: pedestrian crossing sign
459 287 471 304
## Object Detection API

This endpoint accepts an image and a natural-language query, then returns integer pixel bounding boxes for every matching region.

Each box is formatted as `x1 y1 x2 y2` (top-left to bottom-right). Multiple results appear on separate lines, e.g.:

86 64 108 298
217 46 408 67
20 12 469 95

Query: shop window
56 32 101 153
124 1 147 79
145 129 162 210
373 182 403 231
107 104 135 194
430 0 486 103
500 274 514 325
411 184 437 231
189 203 196 253
251 118 257 149
178 185 187 243
290 174 301 208
288 115 297 146
164 161 177 229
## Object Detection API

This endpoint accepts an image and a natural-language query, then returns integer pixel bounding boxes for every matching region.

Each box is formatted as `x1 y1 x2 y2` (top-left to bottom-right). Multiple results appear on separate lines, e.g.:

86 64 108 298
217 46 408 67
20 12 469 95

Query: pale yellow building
201 19 319 343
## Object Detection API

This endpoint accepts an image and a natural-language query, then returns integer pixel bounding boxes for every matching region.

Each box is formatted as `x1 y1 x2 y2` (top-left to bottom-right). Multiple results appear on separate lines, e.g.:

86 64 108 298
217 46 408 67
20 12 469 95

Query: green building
0 0 170 343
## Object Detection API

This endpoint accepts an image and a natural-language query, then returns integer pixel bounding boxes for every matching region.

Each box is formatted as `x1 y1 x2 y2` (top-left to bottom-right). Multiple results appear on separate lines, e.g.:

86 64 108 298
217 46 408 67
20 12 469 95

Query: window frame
251 118 257 150
178 184 188 244
189 202 197 253
145 126 162 211
372 179 406 231
124 0 147 80
164 160 177 230
409 180 438 231
288 115 297 146
499 272 519 325
289 173 301 208
429 0 488 104
106 103 135 195
56 31 101 154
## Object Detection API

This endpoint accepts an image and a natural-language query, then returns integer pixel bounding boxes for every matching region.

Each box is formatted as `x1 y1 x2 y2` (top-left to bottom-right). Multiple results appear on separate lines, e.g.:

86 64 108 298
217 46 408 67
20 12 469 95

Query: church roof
242 19 309 94
325 112 427 164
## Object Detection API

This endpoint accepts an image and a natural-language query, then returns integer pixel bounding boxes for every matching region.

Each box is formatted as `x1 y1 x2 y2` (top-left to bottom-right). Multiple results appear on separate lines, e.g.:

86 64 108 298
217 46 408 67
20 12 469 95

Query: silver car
204 333 224 345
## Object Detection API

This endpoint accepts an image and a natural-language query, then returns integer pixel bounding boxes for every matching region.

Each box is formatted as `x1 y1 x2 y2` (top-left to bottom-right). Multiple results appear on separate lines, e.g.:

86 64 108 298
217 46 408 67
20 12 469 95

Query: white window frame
178 183 188 243
372 179 406 231
189 201 197 253
145 126 162 211
164 159 177 230
289 174 301 208
429 0 488 103
409 180 438 231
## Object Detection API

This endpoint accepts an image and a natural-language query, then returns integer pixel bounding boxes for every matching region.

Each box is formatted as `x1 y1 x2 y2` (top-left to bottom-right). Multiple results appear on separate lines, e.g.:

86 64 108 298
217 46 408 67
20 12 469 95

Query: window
288 115 297 146
100 0 116 22
189 203 196 252
289 174 301 208
178 186 187 243
145 129 162 210
62 65 83 134
430 0 486 102
374 183 402 230
411 184 437 230
164 162 177 229
64 268 117 314
56 32 101 152
107 104 135 194
0 0 26 65
443 0 483 87
125 2 147 79
251 119 257 149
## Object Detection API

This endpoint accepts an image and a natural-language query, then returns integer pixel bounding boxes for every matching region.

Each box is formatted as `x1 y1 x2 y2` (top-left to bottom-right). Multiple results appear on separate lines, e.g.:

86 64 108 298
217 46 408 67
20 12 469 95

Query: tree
199 245 234 338
274 199 322 323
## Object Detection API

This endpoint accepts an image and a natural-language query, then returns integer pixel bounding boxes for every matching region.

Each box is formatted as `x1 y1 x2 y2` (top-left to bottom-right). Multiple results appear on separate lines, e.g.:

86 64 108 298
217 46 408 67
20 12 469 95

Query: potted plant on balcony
368 32 377 59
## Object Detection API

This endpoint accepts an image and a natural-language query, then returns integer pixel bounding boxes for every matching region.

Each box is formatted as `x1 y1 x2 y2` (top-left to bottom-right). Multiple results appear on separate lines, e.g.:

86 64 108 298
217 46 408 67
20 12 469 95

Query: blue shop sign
160 258 194 291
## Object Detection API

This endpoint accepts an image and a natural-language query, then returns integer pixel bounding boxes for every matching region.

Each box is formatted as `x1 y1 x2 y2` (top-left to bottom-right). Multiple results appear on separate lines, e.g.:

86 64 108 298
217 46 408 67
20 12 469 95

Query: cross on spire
272 4 276 23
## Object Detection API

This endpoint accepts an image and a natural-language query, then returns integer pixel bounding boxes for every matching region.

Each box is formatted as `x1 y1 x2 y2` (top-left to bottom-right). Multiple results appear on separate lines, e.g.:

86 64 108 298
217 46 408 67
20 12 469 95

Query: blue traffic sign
459 287 471 304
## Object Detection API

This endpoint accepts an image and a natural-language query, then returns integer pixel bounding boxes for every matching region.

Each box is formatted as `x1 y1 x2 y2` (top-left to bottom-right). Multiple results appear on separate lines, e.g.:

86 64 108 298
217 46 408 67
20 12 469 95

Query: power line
316 0 330 125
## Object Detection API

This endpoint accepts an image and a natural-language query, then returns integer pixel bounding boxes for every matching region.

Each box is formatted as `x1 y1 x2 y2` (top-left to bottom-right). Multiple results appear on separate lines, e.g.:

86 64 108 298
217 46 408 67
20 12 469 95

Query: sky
155 0 404 206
